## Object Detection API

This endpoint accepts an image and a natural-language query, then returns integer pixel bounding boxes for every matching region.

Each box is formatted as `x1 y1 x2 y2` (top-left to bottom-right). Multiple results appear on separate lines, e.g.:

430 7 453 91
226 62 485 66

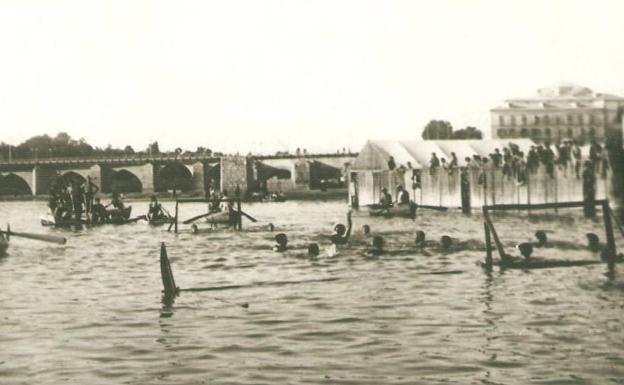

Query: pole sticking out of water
160 243 178 299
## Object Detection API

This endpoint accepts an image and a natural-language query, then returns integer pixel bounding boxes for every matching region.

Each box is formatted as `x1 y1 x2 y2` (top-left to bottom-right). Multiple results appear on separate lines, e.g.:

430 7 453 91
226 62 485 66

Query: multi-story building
491 84 624 143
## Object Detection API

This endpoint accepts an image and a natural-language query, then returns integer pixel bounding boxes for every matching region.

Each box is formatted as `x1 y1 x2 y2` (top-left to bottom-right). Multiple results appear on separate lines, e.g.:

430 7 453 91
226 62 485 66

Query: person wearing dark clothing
449 152 458 169
429 153 440 169
83 176 99 216
91 197 108 224
395 185 410 205
71 183 85 220
379 188 393 207
147 195 167 221
387 156 396 170
582 161 596 218
572 142 582 179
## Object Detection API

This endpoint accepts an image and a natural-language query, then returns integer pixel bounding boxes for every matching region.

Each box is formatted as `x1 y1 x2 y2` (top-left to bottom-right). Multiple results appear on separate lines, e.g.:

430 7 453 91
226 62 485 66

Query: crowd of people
47 177 128 223
422 140 612 182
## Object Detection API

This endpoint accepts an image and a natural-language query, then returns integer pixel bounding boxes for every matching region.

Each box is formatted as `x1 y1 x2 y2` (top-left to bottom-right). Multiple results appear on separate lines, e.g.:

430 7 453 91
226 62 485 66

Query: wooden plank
482 210 507 261
484 200 607 212
602 201 617 272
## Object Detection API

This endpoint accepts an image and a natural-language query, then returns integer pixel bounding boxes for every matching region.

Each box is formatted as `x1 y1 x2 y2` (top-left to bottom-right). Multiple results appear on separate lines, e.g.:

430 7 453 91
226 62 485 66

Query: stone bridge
0 153 356 196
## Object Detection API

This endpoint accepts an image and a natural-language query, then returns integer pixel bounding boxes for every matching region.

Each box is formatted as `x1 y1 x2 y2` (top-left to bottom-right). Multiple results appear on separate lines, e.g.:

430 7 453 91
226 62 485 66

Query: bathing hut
348 139 539 208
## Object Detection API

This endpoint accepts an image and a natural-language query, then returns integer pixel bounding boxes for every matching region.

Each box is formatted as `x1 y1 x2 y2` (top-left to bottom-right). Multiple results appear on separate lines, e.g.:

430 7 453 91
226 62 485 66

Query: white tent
351 139 536 171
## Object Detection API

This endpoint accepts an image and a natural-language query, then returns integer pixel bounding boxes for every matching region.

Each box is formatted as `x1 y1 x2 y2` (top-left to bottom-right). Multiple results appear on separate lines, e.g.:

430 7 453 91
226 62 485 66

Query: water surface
1 200 623 385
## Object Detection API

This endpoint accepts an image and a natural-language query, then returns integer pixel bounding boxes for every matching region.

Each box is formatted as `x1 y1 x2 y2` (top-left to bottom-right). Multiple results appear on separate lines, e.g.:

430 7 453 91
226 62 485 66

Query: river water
1 199 623 385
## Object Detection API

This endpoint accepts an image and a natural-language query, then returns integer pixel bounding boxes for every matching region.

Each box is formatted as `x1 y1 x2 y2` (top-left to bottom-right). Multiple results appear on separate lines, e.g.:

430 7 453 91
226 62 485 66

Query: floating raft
41 206 133 227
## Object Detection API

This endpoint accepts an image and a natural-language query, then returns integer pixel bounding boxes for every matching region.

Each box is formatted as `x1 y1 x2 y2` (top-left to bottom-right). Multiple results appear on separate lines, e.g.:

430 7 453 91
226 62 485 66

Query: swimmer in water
415 231 484 253
268 223 275 232
273 233 289 252
584 233 623 262
530 230 578 250
364 235 385 256
325 210 353 246
307 243 320 258
362 224 371 236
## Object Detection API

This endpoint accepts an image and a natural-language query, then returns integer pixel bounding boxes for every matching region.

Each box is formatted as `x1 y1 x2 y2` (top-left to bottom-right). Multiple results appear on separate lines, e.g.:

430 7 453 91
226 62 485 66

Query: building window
535 116 540 125
510 116 516 126
544 115 550 124
520 128 529 137
567 127 573 138
545 127 552 137
521 116 527 125
508 128 516 138
499 116 504 126
497 129 506 137
532 128 541 137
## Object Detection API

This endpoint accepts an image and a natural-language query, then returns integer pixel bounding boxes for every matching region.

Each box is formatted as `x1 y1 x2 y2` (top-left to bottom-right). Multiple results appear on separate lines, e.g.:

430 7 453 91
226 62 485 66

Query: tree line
421 120 483 140
0 133 217 160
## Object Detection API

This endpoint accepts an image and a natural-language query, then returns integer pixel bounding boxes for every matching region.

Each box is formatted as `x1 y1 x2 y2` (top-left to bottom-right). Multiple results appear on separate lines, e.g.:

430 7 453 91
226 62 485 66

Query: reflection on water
1 200 624 385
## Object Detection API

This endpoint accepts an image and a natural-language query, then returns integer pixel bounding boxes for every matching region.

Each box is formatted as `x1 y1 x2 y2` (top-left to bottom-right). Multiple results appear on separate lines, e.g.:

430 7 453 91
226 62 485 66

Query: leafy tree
422 120 453 140
453 126 483 139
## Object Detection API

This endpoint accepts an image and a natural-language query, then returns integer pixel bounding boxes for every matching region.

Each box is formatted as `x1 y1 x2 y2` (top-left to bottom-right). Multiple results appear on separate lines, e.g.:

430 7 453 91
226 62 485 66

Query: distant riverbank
0 188 348 203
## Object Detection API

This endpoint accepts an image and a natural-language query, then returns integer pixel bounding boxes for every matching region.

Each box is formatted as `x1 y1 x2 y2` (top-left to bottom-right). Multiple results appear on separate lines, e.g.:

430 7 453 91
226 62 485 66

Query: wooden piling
482 208 507 262
237 198 242 230
174 201 179 233
602 201 617 272
484 221 492 271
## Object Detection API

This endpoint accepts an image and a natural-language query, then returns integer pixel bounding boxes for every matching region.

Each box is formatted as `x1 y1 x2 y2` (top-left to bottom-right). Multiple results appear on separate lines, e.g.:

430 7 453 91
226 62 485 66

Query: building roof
351 139 535 170
491 83 624 111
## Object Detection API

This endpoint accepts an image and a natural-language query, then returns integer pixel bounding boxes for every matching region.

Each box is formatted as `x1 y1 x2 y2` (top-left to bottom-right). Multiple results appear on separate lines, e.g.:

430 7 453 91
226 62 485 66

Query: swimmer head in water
517 242 533 259
440 235 452 250
415 230 425 246
586 233 600 252
274 233 288 252
334 224 346 236
371 235 384 253
191 224 199 234
307 243 319 257
534 231 547 247
362 224 370 236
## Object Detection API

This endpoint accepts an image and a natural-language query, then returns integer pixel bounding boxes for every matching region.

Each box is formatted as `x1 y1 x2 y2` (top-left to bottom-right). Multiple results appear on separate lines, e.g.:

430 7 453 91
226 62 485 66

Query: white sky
1 0 623 154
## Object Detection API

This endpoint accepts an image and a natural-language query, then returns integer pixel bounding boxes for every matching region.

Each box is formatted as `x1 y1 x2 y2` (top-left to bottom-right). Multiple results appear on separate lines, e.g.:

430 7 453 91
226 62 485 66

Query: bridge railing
0 152 358 166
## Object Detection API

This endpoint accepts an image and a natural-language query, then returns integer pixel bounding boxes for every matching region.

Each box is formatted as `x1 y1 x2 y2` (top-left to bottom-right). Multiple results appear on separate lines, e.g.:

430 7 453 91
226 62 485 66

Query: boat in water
41 206 133 227
367 203 417 218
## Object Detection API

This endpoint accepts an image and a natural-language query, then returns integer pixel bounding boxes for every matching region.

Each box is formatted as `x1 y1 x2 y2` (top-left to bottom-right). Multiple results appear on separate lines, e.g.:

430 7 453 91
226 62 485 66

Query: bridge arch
60 171 86 186
110 169 142 193
0 173 33 196
158 162 193 192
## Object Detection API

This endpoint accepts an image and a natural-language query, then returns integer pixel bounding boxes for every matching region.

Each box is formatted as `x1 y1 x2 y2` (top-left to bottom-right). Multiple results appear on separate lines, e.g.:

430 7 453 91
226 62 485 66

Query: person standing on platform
582 160 596 218
83 176 99 220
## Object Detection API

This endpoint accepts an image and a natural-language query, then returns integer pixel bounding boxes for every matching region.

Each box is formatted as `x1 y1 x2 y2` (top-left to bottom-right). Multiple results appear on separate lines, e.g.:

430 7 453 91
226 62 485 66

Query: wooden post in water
174 201 179 233
484 221 493 271
602 201 617 273
237 198 243 230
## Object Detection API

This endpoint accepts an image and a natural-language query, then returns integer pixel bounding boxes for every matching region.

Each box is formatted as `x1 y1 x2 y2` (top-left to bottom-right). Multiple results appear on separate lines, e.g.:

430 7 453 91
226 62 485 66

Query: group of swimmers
47 176 131 223
269 211 621 262
270 210 487 258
